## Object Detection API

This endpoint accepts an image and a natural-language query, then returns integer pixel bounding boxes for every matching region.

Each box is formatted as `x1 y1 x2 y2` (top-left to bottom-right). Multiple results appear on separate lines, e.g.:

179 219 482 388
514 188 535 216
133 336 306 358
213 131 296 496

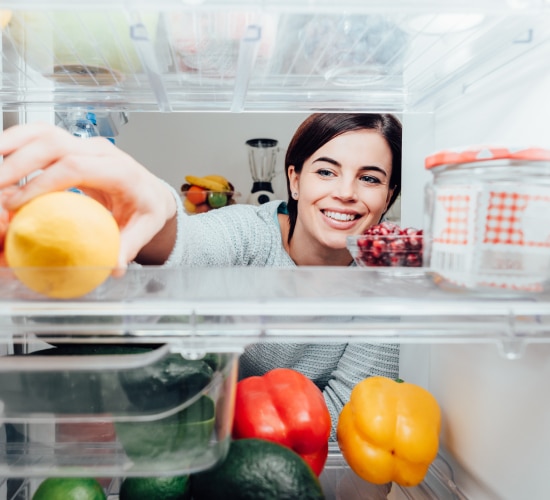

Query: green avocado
119 475 191 500
191 438 326 500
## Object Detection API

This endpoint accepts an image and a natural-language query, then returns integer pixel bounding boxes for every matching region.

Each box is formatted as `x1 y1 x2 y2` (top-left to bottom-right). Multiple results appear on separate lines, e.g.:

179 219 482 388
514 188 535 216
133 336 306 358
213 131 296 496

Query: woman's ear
384 186 396 211
288 165 299 196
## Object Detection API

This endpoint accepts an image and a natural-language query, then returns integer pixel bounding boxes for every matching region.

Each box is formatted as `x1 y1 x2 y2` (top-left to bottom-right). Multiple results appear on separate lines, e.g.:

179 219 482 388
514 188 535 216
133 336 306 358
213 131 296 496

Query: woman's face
289 129 394 252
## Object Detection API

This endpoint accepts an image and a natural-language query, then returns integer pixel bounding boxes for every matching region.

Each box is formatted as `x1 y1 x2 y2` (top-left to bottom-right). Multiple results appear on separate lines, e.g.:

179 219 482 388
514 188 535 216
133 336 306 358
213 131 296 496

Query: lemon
5 191 120 299
32 477 106 500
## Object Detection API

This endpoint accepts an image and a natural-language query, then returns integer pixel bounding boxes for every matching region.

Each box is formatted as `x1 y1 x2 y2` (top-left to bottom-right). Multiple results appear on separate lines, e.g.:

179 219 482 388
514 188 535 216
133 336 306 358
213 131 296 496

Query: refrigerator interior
1 1 550 499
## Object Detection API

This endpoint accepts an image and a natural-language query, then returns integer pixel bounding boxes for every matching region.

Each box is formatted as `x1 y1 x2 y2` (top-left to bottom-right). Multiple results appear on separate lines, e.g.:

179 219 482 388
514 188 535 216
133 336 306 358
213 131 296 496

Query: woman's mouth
322 210 359 222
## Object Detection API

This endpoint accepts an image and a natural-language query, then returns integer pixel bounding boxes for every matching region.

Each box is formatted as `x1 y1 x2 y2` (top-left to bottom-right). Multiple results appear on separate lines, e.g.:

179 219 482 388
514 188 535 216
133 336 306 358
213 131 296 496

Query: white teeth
324 210 356 222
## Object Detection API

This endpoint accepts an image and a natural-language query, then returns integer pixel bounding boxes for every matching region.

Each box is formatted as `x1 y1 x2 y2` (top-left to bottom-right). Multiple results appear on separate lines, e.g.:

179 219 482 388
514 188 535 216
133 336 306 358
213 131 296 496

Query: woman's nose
334 179 358 201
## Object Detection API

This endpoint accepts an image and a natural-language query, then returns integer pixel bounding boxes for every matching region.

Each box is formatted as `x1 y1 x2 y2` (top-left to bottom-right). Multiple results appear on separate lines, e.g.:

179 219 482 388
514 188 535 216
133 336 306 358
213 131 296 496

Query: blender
246 138 280 205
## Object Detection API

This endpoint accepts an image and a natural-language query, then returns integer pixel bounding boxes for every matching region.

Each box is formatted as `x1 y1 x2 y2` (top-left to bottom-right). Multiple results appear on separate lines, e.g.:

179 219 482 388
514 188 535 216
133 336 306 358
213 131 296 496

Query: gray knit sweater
165 195 400 438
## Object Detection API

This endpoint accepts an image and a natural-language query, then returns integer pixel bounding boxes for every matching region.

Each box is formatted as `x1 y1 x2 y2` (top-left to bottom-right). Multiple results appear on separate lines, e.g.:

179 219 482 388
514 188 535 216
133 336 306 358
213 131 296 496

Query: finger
0 122 59 155
1 167 80 210
117 213 165 266
0 186 19 206
111 263 128 279
0 151 125 210
0 125 78 187
0 209 8 242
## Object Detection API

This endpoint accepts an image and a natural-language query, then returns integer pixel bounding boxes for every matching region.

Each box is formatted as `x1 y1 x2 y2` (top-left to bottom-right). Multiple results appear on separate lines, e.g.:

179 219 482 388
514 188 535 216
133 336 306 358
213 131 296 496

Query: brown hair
285 113 402 243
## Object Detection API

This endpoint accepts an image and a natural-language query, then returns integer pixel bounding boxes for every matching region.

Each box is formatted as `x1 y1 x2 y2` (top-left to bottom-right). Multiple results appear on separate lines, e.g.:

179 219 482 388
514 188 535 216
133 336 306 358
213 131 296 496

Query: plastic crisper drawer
0 446 468 499
0 342 239 477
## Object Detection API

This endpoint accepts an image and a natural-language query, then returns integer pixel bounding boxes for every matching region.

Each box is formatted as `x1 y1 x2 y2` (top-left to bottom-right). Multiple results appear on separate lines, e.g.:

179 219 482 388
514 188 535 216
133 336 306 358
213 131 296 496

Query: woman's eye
360 175 381 184
317 168 334 178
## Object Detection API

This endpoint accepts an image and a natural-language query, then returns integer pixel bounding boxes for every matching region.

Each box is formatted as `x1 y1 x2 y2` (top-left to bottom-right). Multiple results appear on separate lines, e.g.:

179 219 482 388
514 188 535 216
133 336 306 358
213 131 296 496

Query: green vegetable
2 345 216 415
191 438 325 500
119 475 191 500
115 396 215 463
118 352 214 412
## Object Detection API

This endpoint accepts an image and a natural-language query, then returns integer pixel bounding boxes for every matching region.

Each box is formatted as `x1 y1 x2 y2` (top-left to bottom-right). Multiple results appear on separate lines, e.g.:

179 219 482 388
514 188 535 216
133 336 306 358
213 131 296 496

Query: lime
119 475 190 500
32 478 106 500
207 191 228 208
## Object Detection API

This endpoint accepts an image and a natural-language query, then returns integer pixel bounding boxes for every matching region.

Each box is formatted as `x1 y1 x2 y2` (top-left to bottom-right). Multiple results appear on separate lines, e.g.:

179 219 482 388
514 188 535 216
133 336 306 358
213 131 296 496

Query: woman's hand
0 122 177 268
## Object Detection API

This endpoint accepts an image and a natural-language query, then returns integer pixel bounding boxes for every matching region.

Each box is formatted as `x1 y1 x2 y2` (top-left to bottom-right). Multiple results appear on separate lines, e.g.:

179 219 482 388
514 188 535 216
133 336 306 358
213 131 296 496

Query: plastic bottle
65 110 99 139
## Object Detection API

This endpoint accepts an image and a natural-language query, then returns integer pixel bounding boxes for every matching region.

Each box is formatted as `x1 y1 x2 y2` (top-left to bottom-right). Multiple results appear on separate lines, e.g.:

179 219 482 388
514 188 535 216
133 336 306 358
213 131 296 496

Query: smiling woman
284 114 402 258
0 113 402 437
286 127 396 265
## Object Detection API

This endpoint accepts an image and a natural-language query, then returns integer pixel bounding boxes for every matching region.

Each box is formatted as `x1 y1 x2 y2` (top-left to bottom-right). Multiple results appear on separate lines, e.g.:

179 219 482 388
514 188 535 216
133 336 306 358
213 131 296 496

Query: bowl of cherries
347 222 423 268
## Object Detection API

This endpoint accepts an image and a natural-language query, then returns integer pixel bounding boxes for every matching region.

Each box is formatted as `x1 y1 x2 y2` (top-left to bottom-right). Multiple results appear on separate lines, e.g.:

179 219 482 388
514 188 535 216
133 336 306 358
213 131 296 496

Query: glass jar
424 146 550 292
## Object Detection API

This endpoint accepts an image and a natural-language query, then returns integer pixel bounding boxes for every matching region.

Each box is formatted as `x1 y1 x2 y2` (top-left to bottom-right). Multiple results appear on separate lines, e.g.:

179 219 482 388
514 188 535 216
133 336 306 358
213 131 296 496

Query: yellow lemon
5 191 120 299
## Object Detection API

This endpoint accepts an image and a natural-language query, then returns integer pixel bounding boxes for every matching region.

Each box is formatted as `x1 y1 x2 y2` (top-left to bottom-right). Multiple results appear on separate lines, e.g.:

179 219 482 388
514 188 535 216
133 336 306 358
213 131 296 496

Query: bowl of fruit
347 222 423 269
181 174 239 214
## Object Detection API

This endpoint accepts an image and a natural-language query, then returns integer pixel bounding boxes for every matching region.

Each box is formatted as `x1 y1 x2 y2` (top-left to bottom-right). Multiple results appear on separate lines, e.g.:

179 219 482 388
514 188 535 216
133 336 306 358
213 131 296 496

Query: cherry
356 223 423 267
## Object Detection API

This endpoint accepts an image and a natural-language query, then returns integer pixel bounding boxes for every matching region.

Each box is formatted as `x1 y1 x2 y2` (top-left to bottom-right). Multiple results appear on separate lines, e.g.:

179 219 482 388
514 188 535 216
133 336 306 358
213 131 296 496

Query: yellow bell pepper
336 376 441 487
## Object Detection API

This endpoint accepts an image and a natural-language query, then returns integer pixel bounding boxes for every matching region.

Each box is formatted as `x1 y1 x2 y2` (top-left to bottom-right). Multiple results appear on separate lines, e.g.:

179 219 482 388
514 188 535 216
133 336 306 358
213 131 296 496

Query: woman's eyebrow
359 165 388 177
313 156 388 177
313 156 341 167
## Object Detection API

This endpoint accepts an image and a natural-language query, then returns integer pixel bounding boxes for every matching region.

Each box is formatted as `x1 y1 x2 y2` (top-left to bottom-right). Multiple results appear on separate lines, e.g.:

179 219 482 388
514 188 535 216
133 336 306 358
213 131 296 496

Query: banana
185 175 227 192
183 197 197 214
203 174 231 190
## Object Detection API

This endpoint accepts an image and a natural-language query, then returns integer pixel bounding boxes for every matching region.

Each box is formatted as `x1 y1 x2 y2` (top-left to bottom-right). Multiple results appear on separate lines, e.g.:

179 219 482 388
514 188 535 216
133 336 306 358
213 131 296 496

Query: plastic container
167 10 278 79
7 10 159 86
0 343 239 478
424 146 550 292
296 15 408 85
347 233 423 268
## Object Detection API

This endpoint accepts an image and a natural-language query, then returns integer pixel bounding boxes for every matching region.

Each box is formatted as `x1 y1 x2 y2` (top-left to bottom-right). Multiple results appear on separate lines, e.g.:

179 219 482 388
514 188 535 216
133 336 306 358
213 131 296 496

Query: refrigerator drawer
0 344 239 478
1 447 466 499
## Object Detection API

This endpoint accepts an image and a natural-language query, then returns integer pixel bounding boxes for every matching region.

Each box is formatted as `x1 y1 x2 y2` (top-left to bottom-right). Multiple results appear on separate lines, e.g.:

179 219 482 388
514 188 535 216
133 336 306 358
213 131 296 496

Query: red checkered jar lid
425 146 550 170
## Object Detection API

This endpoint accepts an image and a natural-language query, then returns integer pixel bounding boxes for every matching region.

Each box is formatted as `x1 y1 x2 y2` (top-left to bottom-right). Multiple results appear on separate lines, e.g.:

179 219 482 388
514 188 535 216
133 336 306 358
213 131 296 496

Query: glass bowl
347 232 423 267
181 187 239 214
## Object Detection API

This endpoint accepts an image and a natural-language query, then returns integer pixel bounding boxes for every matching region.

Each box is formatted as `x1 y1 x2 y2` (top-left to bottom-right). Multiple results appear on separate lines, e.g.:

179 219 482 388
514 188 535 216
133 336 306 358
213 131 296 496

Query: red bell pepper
232 367 331 476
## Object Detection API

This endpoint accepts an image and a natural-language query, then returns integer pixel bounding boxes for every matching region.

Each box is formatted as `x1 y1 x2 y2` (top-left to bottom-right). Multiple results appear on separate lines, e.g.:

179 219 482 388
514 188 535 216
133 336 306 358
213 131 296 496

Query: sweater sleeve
162 181 186 268
163 197 290 267
323 342 400 440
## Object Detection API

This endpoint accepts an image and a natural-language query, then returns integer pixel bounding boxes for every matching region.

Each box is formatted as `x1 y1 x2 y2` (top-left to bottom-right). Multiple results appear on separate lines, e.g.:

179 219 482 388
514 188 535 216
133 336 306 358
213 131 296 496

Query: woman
0 113 402 436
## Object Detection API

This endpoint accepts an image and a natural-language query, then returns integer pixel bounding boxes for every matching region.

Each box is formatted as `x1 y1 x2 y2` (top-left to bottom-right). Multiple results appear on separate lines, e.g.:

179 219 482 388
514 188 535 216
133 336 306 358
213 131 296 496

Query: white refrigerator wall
401 57 550 500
